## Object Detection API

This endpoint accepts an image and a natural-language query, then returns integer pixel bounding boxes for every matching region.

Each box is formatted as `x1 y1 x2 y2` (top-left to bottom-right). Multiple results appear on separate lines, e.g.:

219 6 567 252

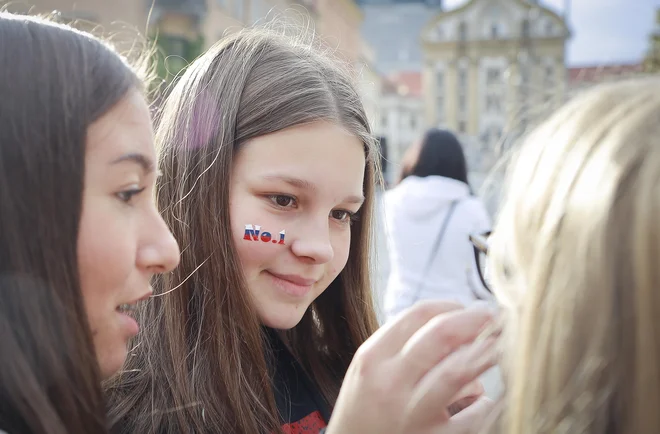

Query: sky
443 0 659 66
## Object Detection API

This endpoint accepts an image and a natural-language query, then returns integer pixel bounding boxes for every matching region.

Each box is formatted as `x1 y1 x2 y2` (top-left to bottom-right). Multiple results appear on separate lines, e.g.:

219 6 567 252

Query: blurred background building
422 1 569 152
2 0 658 209
1 0 658 322
378 71 423 185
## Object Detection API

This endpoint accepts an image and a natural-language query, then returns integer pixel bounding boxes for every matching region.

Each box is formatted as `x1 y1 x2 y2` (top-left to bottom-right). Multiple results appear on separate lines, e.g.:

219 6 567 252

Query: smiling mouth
266 271 319 298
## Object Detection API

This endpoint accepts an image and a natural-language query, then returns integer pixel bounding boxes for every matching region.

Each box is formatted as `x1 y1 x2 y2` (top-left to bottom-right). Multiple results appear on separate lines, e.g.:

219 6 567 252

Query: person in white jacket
382 129 502 400
383 129 493 320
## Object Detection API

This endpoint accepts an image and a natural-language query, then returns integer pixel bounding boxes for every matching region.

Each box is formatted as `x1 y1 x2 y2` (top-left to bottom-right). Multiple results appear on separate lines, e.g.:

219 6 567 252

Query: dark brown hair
106 27 380 434
0 12 140 434
398 128 470 186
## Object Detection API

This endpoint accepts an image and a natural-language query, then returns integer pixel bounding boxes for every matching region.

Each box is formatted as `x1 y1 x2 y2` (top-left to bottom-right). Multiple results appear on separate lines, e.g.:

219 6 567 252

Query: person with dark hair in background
383 128 493 321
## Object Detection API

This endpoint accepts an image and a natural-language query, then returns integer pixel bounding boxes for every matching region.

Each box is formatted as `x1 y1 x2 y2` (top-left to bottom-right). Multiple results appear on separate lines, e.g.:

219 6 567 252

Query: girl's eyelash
333 209 360 224
266 194 360 224
267 194 297 208
117 187 146 203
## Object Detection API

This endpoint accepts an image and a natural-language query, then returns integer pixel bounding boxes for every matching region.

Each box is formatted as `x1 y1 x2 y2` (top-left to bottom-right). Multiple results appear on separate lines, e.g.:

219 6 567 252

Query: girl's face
78 90 180 378
229 121 365 329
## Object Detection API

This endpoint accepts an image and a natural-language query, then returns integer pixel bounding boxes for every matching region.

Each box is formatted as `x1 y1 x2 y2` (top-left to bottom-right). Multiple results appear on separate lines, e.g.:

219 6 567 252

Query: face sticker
243 224 286 245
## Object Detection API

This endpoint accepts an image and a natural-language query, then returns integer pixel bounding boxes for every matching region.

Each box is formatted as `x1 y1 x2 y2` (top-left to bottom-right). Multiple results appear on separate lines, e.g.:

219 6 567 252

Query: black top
266 328 331 434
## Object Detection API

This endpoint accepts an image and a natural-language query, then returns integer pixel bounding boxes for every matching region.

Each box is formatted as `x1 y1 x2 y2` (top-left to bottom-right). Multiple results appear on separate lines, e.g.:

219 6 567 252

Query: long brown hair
106 27 380 434
491 77 660 433
0 12 141 434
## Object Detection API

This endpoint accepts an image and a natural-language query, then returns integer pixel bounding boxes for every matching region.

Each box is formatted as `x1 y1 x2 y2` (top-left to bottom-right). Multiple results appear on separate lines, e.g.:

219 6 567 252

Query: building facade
359 0 442 74
421 0 570 156
2 1 373 75
378 71 424 184
0 0 149 34
2 0 381 122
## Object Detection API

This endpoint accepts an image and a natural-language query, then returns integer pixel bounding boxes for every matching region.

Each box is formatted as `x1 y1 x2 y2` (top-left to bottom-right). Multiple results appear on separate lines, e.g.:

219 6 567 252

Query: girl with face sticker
107 27 498 434
0 12 180 434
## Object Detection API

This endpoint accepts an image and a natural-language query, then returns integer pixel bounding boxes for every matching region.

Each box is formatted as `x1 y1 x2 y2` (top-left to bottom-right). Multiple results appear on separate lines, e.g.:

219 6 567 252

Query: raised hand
326 301 499 434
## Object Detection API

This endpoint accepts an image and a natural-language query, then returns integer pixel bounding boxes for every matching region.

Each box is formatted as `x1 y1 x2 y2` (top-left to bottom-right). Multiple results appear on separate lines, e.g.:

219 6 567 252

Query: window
545 65 554 78
521 19 530 37
545 21 554 36
458 120 467 133
486 95 502 113
459 93 467 113
520 67 530 86
545 65 554 87
458 67 468 113
490 23 500 39
381 114 388 127
458 22 467 41
410 116 417 130
459 69 467 89
486 68 501 85
436 97 445 122
485 4 502 39
436 71 444 93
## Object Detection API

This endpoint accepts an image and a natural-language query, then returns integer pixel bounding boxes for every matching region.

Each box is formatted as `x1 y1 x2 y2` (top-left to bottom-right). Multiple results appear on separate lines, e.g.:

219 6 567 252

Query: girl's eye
116 187 145 204
331 209 356 223
269 195 297 208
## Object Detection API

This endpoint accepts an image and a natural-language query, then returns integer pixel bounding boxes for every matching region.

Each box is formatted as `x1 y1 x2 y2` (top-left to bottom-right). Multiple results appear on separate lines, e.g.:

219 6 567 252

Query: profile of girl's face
229 121 366 329
78 90 180 378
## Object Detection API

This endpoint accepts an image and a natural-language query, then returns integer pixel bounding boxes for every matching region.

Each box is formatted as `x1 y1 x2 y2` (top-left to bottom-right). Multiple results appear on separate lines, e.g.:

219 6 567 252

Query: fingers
451 380 485 405
404 335 499 429
449 397 497 434
360 300 465 359
447 380 485 416
397 305 495 384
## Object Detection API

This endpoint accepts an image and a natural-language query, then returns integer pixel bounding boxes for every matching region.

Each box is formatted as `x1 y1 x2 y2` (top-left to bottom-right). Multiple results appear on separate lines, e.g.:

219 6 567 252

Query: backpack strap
409 199 460 305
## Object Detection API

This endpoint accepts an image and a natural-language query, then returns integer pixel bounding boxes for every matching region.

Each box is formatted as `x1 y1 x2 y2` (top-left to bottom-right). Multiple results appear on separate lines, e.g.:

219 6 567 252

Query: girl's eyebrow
110 153 155 174
261 174 364 204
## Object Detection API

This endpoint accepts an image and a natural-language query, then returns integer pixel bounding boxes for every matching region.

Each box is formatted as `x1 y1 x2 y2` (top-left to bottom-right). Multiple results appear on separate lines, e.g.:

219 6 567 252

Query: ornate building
421 0 570 160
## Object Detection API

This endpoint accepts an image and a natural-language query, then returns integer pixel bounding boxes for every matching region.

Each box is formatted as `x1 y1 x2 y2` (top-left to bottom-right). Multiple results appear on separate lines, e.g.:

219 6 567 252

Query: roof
422 0 571 40
383 71 423 97
568 62 643 84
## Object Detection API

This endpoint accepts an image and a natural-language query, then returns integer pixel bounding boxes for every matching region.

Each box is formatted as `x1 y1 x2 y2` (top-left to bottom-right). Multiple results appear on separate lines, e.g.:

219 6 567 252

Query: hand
447 378 485 416
326 301 499 434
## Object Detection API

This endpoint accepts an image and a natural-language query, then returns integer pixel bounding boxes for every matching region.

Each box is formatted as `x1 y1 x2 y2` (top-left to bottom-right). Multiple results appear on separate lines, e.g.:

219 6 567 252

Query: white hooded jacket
382 175 492 321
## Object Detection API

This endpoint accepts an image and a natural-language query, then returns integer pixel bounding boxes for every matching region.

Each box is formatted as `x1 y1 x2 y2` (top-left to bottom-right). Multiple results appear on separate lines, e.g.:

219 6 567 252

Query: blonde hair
491 77 660 434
